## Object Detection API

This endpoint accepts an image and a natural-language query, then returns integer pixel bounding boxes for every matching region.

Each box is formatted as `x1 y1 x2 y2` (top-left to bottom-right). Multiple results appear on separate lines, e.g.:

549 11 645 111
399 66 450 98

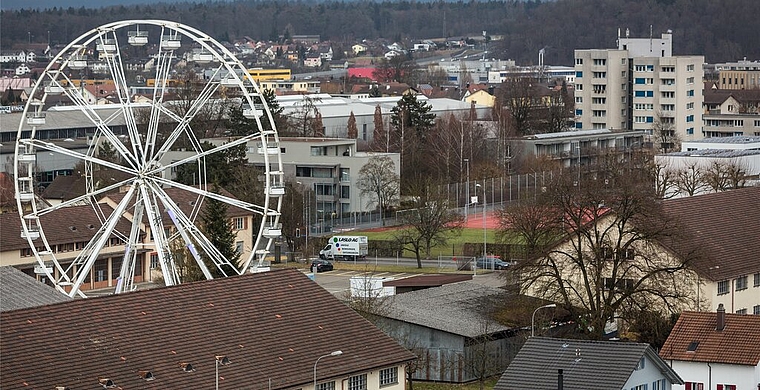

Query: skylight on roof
687 341 699 352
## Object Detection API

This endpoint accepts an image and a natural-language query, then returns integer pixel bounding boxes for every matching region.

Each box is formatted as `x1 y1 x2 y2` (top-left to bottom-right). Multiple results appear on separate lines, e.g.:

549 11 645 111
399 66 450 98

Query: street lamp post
531 303 557 337
215 355 231 390
476 182 486 261
298 182 309 258
313 350 343 390
464 158 470 222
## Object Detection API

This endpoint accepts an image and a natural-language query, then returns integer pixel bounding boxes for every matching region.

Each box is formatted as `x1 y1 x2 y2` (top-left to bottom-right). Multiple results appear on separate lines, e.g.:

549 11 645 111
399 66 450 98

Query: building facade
715 58 760 90
574 31 704 149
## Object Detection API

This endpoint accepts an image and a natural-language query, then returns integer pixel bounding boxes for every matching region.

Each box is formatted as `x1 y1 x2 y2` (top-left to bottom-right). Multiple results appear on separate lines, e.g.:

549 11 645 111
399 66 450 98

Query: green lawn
353 227 520 258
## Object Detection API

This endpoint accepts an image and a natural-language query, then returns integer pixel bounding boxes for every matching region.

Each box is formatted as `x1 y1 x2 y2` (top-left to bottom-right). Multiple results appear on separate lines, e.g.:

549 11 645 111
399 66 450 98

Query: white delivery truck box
319 235 368 261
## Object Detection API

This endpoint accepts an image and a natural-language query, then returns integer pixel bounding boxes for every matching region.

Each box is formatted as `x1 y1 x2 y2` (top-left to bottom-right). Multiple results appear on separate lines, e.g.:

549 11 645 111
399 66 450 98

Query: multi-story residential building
702 88 760 137
715 58 760 90
574 30 704 149
516 128 645 168
202 137 401 227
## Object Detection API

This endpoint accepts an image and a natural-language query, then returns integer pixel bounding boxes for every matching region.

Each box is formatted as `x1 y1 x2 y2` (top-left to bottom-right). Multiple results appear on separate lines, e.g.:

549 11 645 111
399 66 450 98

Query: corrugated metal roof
383 281 512 338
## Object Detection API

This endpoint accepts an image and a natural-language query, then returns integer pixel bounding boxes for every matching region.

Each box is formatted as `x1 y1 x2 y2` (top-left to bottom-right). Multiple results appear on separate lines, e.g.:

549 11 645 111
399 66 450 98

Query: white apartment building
574 30 704 149
203 136 401 221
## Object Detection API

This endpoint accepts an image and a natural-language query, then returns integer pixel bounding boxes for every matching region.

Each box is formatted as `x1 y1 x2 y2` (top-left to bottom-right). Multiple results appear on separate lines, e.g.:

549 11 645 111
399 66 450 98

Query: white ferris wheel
14 20 284 297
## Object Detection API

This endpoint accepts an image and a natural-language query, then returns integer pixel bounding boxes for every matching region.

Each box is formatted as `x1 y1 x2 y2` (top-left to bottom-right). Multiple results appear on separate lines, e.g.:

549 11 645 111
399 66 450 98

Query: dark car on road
310 259 334 273
475 255 510 270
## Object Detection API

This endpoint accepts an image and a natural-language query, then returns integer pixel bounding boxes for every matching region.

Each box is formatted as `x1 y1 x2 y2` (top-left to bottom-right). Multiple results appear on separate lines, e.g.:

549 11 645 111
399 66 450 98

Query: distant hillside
1 0 757 65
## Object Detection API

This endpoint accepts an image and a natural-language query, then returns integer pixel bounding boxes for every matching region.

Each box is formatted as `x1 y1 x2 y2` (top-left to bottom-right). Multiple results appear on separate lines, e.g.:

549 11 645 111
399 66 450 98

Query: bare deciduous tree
675 162 708 197
499 161 697 339
703 159 749 192
652 112 680 153
394 178 464 267
357 156 400 226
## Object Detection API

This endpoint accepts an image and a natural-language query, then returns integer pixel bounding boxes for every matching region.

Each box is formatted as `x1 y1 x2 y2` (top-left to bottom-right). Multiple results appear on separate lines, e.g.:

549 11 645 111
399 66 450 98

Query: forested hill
2 0 757 65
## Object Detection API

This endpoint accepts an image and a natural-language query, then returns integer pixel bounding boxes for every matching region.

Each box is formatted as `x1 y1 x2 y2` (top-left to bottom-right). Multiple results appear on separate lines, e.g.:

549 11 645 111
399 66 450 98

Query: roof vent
179 362 196 372
215 355 231 366
687 341 699 352
138 370 155 381
55 387 71 390
98 378 116 388
69 226 77 231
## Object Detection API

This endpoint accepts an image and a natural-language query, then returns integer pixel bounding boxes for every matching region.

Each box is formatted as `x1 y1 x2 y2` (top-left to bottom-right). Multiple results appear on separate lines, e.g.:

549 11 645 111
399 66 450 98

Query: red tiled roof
0 269 416 389
660 187 760 281
660 310 760 366
103 186 251 223
0 203 135 252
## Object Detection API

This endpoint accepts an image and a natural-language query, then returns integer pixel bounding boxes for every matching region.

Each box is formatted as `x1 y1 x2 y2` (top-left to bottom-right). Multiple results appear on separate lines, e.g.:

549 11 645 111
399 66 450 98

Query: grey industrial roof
382 280 512 338
0 266 72 312
667 149 760 158
495 337 683 390
685 135 760 144
526 128 644 140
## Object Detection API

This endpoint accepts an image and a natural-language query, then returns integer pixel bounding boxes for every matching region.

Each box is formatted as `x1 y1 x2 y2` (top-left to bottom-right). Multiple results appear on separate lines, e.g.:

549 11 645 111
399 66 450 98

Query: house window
685 383 704 390
316 381 335 390
717 280 729 295
348 374 367 390
632 385 646 390
717 385 737 390
379 367 398 387
753 305 760 315
635 357 645 370
575 58 583 65
152 254 164 271
735 308 747 315
235 241 244 254
736 275 748 291
753 272 760 287
94 259 108 282
652 379 666 390
234 217 245 230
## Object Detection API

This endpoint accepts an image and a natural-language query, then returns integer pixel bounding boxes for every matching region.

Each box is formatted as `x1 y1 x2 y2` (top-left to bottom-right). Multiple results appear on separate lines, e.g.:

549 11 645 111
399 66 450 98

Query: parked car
310 259 334 273
475 255 510 270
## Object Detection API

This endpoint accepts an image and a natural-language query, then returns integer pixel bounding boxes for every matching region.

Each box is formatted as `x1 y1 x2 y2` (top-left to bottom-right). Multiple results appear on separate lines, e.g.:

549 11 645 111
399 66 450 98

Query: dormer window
179 362 195 372
99 378 116 388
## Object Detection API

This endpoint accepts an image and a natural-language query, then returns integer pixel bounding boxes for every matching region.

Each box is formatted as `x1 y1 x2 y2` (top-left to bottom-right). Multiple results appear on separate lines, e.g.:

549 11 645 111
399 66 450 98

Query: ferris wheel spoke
153 176 265 214
67 184 137 297
115 190 146 294
98 32 147 162
149 80 222 162
149 183 242 277
144 26 182 159
138 184 182 285
47 72 139 169
23 139 137 176
149 133 259 178
34 177 132 218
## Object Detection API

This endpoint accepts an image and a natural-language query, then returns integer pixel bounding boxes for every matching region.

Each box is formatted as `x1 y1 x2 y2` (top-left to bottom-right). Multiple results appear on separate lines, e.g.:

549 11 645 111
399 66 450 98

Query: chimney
557 369 564 390
716 303 726 331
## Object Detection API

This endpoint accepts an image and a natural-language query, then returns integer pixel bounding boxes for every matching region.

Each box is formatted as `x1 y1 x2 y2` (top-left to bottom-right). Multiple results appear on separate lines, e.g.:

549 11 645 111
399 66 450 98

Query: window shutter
717 385 723 390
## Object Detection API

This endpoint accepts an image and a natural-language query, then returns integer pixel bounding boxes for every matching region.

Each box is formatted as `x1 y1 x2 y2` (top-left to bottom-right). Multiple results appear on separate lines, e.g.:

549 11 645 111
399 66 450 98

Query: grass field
352 227 518 258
